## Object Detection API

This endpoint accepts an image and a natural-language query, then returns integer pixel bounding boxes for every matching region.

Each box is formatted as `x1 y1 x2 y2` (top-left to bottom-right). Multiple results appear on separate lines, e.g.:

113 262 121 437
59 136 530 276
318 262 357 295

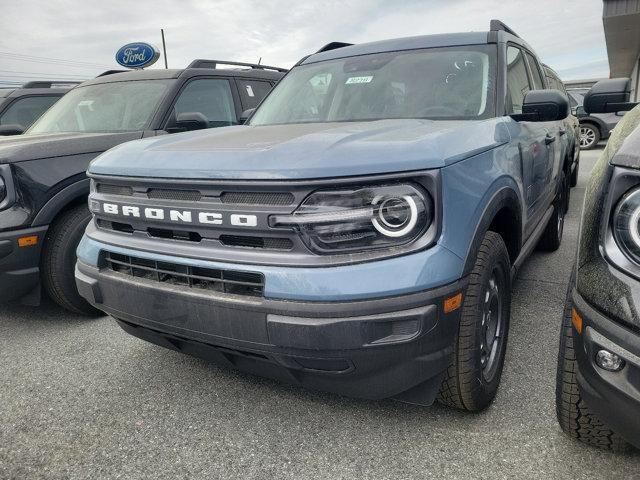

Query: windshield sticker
245 85 255 97
345 76 373 84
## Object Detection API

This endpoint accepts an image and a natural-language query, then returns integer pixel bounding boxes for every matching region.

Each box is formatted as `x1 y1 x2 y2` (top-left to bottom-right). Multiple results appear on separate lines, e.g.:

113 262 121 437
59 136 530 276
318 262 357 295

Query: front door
506 45 553 235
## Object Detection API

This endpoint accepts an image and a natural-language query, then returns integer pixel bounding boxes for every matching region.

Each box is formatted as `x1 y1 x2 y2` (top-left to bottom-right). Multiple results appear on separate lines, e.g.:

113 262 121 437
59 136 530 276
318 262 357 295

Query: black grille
96 219 134 233
147 228 202 242
219 235 293 250
104 252 264 297
220 191 295 206
147 189 202 201
97 184 133 196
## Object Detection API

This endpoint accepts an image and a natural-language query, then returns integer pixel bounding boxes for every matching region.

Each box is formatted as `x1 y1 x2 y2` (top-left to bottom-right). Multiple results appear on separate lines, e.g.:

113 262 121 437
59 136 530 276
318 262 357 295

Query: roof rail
187 59 287 73
489 19 519 38
316 42 353 53
97 70 128 77
22 80 82 89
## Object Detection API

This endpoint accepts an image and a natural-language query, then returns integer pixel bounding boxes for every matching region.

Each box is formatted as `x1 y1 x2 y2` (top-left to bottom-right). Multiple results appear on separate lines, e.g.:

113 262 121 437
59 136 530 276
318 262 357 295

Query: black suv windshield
28 79 171 133
250 45 495 125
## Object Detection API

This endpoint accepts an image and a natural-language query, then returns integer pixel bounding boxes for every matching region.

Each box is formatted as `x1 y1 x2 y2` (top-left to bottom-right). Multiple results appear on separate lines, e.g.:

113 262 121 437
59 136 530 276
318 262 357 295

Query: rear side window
524 52 544 90
506 46 531 114
237 80 273 110
568 95 578 108
173 78 237 127
0 95 59 128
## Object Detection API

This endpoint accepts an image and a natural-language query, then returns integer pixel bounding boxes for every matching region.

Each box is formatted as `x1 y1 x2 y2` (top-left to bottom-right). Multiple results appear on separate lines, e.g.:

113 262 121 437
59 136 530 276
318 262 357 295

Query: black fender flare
579 117 608 137
32 178 90 226
462 187 522 275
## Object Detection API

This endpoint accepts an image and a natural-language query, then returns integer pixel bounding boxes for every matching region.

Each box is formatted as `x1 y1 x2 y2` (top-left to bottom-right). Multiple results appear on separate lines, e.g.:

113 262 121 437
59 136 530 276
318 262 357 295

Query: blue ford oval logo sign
115 42 160 69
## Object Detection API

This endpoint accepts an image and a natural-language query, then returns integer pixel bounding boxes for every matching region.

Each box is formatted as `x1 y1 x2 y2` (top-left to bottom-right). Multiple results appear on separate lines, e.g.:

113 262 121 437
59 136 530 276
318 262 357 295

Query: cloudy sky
0 0 609 86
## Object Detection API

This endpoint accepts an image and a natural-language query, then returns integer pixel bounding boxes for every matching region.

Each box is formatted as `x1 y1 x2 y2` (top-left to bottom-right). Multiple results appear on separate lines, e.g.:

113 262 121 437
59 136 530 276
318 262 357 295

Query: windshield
250 45 495 125
27 79 171 133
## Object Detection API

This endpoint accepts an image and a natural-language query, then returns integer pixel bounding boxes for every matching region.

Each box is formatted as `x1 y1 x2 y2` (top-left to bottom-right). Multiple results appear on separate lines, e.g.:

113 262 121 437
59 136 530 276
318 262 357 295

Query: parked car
76 20 571 410
0 60 285 314
556 78 640 451
0 81 79 135
543 65 581 186
567 87 624 150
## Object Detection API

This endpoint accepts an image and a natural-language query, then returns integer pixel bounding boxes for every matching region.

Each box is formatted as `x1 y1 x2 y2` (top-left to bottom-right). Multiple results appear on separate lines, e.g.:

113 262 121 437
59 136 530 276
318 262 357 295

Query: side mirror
0 124 25 136
239 108 255 125
516 89 569 122
583 78 636 114
575 105 586 117
174 112 209 131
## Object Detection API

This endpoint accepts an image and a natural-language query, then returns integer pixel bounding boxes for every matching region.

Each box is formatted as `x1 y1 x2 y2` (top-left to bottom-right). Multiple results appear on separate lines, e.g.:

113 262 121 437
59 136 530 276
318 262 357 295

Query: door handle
545 134 556 145
558 128 566 136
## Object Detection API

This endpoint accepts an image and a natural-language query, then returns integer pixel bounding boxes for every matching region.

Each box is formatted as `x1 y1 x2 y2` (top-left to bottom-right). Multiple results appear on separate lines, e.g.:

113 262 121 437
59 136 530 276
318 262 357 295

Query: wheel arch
579 117 606 136
462 187 522 275
32 178 90 227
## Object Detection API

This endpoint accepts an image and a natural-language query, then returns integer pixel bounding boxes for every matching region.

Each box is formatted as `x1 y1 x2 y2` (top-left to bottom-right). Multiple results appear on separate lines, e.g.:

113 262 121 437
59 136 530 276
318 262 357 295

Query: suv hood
0 131 144 164
89 119 510 180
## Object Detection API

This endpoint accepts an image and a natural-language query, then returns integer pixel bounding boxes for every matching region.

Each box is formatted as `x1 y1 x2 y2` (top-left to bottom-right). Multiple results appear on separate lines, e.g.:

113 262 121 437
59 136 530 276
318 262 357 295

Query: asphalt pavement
1 146 638 480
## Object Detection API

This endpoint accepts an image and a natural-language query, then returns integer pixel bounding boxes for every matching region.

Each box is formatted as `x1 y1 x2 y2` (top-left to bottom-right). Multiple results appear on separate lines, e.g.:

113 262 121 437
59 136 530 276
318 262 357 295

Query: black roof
0 81 77 99
83 62 285 87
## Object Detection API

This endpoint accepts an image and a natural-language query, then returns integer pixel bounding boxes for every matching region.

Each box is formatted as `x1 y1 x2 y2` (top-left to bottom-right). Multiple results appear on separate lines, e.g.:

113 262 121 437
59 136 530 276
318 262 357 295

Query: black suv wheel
556 274 632 452
41 204 100 315
579 123 600 150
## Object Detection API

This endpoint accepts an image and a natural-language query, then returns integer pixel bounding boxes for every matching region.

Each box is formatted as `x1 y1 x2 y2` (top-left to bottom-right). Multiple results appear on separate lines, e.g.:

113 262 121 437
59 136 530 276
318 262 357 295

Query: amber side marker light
444 293 463 313
17 235 38 247
571 307 583 334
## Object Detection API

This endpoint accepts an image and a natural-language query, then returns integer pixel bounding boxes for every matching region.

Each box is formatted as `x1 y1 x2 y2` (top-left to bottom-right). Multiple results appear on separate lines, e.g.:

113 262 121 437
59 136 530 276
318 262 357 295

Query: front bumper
76 259 466 402
572 290 640 449
0 225 48 302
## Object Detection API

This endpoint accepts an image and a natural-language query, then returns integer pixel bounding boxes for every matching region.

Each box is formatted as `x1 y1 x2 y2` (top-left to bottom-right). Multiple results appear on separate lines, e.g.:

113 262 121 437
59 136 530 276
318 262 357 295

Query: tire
437 231 511 412
579 124 600 150
555 275 632 452
41 204 100 315
570 159 579 188
538 172 567 252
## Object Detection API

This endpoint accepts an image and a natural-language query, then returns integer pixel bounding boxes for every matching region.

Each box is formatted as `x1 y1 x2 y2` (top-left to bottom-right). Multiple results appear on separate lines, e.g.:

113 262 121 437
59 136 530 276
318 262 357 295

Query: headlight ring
613 187 640 263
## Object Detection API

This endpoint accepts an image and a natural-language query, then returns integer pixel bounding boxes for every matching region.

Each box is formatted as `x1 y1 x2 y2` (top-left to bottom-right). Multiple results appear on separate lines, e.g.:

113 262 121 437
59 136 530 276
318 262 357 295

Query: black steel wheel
438 231 511 412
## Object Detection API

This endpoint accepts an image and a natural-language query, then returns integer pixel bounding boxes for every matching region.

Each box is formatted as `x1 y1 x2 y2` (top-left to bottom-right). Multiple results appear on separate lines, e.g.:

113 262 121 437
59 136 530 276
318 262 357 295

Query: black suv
556 78 640 451
0 81 79 135
567 87 624 150
0 60 284 314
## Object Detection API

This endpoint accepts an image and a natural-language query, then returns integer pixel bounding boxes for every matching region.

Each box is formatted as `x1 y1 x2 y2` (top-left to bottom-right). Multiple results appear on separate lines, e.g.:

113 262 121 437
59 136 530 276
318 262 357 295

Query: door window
506 46 531 114
525 52 544 90
173 78 236 127
0 95 59 128
237 80 273 110
524 52 544 90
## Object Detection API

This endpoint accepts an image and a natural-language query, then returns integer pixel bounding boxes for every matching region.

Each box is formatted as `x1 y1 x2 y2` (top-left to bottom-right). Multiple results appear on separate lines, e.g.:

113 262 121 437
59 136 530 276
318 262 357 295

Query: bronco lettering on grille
100 202 257 227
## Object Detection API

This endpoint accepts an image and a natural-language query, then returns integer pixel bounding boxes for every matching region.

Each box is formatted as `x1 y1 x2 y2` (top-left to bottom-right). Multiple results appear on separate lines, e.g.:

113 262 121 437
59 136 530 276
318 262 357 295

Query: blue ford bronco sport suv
76 21 573 410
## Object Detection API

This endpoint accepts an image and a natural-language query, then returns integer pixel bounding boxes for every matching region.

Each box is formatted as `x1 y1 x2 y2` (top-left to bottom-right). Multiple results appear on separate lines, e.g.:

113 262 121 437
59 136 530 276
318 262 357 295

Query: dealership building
603 0 640 100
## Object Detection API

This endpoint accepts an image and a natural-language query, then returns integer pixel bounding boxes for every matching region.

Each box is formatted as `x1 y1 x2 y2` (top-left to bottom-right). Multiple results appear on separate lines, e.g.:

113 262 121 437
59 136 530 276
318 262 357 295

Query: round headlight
372 195 418 237
613 187 640 263
272 183 432 254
